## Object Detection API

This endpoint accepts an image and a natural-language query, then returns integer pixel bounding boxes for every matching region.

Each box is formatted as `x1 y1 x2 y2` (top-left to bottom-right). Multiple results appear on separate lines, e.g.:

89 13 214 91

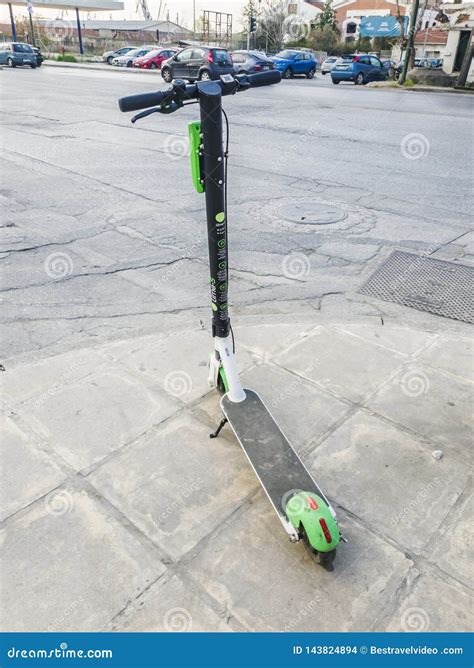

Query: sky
1 0 248 30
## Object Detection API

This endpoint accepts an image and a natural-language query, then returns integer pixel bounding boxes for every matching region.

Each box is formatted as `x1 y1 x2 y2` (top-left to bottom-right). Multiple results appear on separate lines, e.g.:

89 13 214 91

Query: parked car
161 46 235 83
132 47 178 70
0 42 38 68
33 46 44 67
381 58 397 78
321 56 338 75
269 49 317 79
112 48 152 67
103 46 136 65
331 54 387 85
230 50 274 74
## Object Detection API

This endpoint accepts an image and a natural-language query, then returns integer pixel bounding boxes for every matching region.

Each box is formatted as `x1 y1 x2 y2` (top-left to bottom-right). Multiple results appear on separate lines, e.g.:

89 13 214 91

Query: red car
132 48 177 70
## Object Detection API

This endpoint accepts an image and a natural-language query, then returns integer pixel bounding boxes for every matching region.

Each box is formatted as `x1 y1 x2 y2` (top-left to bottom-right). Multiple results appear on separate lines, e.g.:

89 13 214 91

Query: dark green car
0 42 38 68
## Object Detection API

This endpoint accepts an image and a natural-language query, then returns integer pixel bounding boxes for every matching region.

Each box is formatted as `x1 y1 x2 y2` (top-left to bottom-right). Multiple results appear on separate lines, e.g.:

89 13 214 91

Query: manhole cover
359 251 474 324
278 202 347 225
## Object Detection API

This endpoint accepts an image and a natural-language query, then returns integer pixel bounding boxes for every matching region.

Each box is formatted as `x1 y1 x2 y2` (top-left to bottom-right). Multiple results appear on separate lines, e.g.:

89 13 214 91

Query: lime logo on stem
219 282 227 292
218 261 227 270
217 239 226 248
215 212 225 223
220 304 228 311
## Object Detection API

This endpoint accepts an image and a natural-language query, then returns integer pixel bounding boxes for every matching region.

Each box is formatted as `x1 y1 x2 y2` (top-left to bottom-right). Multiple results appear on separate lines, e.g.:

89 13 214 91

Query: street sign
27 1 33 13
359 15 408 38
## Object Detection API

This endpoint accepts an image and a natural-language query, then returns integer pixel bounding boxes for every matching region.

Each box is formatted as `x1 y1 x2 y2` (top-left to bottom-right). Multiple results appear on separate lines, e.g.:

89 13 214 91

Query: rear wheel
150 63 157 69
162 67 172 83
300 525 336 571
199 69 211 81
7 57 15 68
306 67 316 79
283 67 293 79
355 72 364 85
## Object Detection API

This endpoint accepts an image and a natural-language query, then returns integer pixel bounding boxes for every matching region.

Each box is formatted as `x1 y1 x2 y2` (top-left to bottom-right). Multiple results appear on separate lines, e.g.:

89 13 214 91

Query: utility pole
399 0 420 84
26 1 36 47
455 29 473 88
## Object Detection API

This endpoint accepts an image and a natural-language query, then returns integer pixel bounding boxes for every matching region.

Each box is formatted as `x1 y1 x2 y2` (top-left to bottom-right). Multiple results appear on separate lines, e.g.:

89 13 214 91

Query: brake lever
131 100 182 123
131 107 160 123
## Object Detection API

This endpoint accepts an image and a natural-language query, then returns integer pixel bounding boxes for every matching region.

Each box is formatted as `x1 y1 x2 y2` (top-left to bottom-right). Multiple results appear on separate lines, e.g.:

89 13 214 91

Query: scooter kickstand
209 417 228 439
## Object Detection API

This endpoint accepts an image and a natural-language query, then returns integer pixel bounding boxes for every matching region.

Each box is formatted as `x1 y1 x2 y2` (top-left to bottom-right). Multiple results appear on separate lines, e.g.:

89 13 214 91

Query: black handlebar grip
247 70 282 88
118 90 169 112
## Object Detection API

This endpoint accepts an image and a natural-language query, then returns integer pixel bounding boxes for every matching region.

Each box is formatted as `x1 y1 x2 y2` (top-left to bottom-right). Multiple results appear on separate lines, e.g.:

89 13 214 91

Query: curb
43 61 159 75
367 82 474 94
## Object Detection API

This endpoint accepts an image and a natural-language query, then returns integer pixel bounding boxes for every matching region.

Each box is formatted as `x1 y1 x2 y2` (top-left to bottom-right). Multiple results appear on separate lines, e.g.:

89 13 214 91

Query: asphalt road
1 66 473 358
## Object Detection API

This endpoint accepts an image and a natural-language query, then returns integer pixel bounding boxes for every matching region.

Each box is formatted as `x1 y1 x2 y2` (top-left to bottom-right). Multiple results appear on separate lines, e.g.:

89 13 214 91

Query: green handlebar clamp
188 121 205 194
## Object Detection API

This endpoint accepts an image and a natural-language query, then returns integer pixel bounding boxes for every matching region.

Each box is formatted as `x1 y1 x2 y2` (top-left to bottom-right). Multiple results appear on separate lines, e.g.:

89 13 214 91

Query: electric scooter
119 71 342 570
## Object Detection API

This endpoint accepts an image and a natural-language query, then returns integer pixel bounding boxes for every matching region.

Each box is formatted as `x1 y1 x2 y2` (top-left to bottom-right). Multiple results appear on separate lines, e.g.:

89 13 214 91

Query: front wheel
331 79 340 85
283 67 293 79
161 67 172 83
150 63 157 69
126 61 133 68
355 73 364 85
306 67 316 79
30 63 36 69
107 56 113 65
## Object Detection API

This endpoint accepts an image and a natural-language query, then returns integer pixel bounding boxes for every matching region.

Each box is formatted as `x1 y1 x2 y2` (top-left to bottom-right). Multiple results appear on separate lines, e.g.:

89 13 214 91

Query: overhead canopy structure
1 0 124 53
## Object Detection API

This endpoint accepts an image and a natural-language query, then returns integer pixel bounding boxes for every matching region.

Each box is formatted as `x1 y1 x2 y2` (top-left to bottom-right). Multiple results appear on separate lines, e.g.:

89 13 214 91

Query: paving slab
89 413 257 561
232 323 318 362
186 496 411 632
107 574 232 632
275 327 405 403
0 417 66 521
0 487 164 632
16 369 180 471
3 347 109 407
383 570 473 632
120 328 254 405
418 335 474 382
335 324 434 356
425 489 473 588
307 411 468 554
368 366 473 456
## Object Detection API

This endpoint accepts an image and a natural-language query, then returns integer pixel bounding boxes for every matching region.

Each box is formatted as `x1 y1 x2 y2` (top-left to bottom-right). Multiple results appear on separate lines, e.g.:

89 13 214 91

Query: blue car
331 54 388 85
270 49 317 79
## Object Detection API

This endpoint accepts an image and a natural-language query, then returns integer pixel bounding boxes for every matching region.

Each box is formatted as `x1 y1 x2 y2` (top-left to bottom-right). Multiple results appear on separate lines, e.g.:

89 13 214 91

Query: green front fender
286 492 340 553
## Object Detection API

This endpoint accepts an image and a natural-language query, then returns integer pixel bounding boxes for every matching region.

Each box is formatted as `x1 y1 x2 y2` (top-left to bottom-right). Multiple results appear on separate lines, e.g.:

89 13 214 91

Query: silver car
321 57 338 75
112 48 152 67
103 46 136 65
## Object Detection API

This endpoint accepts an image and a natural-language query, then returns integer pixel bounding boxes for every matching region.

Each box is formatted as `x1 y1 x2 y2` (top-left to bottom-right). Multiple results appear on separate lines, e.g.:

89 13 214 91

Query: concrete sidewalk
2 321 472 632
1 65 472 635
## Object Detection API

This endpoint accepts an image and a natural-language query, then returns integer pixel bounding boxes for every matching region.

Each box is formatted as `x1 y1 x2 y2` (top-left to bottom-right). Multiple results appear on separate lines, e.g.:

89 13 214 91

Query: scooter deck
221 389 334 538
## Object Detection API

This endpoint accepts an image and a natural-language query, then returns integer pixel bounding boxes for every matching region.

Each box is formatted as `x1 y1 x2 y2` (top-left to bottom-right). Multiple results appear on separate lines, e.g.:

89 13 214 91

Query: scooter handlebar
118 70 281 114
118 90 171 112
246 70 282 87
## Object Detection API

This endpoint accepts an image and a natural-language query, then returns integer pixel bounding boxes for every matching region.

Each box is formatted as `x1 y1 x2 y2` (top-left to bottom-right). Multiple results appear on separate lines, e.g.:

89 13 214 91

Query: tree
258 0 289 53
310 26 339 52
313 0 339 33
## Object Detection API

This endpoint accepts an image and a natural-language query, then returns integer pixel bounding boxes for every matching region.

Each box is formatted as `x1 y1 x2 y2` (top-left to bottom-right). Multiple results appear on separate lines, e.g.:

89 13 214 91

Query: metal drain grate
359 251 474 324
